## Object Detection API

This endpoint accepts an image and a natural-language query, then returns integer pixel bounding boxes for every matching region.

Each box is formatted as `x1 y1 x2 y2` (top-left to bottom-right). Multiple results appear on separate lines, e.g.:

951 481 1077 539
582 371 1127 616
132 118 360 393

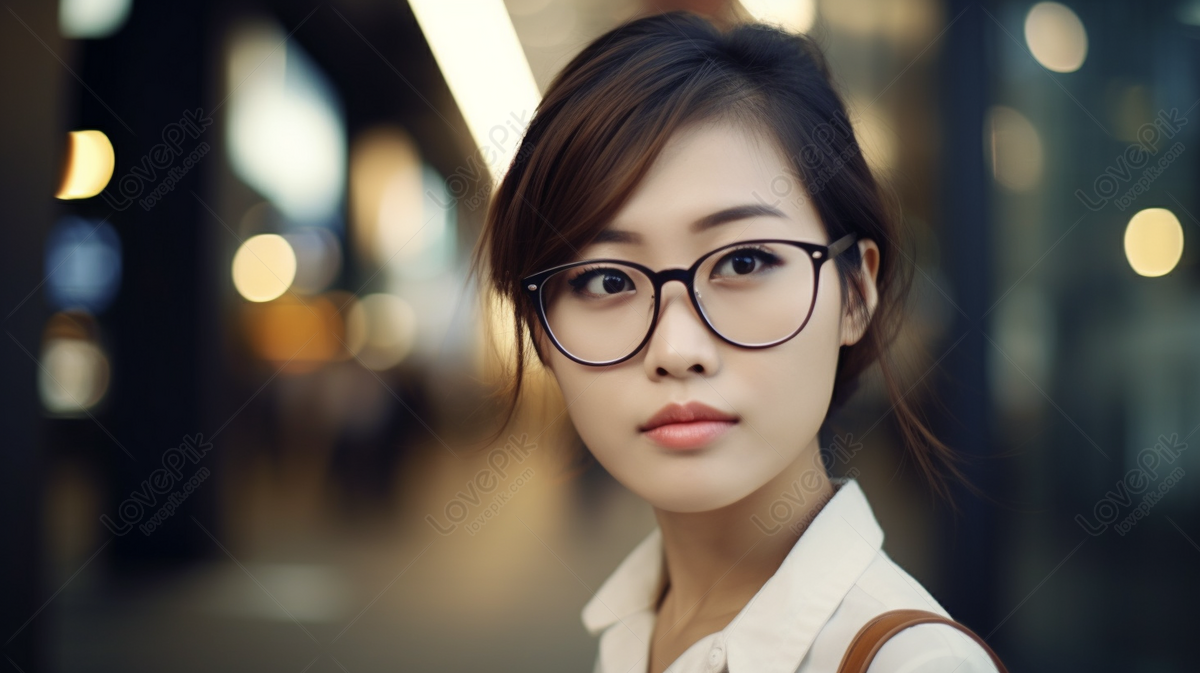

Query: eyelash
717 244 780 266
562 244 783 285
565 264 624 289
708 245 786 280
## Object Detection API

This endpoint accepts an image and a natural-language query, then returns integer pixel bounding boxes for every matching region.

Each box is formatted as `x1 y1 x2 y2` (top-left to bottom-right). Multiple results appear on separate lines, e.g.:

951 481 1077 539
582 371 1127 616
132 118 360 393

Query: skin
534 120 881 673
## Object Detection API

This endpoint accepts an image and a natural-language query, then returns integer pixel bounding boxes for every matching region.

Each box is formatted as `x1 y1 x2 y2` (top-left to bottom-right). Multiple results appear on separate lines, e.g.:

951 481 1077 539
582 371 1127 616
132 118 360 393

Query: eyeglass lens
539 242 818 363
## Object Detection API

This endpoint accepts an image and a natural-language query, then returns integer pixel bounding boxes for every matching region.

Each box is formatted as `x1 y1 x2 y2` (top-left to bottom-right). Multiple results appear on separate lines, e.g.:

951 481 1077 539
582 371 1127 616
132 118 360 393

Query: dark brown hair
470 11 968 502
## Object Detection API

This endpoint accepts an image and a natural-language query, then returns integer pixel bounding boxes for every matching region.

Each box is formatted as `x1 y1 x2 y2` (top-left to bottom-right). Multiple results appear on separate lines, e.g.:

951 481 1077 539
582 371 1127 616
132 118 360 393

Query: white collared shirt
581 478 1001 673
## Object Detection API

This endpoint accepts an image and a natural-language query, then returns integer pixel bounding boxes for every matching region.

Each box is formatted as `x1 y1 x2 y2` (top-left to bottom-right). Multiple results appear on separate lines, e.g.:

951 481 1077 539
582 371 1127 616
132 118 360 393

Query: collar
580 478 885 673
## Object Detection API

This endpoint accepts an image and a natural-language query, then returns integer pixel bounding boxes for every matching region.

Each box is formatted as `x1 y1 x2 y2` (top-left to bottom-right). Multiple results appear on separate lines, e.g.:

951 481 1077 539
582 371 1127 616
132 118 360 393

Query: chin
626 465 763 514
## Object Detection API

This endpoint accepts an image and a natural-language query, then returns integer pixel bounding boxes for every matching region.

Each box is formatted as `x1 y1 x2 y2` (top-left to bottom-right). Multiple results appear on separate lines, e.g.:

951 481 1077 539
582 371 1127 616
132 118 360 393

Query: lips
639 401 739 450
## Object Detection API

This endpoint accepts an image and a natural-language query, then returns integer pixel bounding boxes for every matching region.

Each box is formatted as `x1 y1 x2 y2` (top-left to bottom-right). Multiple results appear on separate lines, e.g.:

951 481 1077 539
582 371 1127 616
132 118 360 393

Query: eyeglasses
522 233 858 366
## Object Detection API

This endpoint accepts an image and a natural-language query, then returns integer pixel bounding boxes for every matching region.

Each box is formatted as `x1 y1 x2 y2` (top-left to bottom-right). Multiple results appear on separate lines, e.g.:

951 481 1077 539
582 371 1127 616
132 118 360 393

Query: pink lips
639 401 739 451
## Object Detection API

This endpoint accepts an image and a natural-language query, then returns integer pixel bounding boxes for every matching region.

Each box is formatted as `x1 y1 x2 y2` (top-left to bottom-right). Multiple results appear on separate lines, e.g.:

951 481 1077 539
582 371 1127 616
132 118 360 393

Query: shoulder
852 548 944 609
805 550 1000 672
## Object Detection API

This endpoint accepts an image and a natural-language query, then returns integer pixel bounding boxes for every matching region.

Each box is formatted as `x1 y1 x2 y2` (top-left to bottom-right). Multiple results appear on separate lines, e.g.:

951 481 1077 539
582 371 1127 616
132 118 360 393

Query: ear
840 238 880 347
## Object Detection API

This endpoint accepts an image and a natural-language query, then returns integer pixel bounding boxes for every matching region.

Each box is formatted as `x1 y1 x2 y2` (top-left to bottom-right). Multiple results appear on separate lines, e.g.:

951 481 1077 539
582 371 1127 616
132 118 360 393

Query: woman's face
536 121 879 513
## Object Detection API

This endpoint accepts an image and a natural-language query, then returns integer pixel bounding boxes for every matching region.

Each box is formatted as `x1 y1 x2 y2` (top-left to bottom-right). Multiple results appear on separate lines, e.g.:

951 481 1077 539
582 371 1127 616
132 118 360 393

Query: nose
642 279 722 380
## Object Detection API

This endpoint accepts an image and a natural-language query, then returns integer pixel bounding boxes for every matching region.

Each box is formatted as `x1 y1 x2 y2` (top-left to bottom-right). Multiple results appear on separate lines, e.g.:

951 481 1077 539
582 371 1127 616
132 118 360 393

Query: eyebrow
592 203 788 244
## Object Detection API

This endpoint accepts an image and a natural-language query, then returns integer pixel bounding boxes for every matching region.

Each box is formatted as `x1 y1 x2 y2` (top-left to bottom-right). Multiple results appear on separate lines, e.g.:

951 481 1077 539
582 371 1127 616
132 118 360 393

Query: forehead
599 120 825 253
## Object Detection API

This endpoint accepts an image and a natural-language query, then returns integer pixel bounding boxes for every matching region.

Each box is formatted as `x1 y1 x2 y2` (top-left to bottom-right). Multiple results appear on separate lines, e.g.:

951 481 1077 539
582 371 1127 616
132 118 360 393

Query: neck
652 436 836 623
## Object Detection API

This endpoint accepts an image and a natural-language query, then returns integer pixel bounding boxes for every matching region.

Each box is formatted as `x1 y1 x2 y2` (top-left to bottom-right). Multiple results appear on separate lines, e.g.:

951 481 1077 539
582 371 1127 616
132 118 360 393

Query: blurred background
1 0 1198 671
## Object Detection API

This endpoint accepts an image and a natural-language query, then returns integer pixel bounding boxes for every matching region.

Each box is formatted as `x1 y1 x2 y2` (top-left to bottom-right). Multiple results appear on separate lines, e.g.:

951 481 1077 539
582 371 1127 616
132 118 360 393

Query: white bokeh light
1024 2 1088 73
226 21 346 225
60 0 131 39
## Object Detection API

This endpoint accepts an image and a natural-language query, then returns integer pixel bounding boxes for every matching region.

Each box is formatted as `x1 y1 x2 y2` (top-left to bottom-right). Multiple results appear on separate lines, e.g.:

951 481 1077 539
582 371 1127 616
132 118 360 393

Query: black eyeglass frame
521 233 860 367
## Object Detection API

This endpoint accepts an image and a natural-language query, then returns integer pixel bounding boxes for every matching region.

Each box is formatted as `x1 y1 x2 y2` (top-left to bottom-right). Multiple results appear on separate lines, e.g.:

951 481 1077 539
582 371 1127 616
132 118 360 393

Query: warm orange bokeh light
241 294 344 372
57 130 116 199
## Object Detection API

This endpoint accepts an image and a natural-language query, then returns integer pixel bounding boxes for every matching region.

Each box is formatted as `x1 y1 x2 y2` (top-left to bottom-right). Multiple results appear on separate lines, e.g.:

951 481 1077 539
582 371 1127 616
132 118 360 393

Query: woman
473 11 1001 673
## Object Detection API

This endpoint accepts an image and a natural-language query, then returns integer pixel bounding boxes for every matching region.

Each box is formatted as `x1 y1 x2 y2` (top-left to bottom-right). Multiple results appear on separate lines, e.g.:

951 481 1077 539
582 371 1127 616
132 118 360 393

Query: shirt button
708 644 725 671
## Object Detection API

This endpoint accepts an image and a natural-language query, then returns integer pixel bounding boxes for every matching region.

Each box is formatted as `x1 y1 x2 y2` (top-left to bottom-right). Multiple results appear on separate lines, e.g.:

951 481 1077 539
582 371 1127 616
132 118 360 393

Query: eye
567 266 636 298
711 246 782 278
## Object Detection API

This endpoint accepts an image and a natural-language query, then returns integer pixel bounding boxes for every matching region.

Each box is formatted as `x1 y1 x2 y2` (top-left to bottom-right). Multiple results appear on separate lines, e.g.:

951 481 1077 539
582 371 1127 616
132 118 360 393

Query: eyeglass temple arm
827 233 858 259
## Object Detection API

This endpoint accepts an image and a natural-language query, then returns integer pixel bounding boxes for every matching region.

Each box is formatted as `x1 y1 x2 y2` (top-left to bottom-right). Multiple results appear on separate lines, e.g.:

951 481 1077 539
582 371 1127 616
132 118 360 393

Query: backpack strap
837 609 1009 673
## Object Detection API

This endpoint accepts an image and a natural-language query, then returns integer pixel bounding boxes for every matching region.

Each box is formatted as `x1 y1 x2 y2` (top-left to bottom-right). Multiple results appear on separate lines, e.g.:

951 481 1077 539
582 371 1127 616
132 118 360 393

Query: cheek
551 366 651 494
545 354 628 446
724 305 842 445
731 277 844 420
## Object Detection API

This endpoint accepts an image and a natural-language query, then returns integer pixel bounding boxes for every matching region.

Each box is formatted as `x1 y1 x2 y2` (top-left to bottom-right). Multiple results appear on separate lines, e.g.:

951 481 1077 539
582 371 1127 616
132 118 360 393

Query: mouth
639 401 739 450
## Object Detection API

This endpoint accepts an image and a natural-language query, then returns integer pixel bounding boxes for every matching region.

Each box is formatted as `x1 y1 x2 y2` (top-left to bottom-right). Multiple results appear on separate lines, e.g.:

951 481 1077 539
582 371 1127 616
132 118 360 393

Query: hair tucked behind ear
468 11 976 506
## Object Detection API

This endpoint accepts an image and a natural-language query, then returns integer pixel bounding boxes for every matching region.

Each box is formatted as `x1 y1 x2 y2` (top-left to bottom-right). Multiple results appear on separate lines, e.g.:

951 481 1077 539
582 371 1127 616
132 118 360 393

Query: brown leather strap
837 609 1009 673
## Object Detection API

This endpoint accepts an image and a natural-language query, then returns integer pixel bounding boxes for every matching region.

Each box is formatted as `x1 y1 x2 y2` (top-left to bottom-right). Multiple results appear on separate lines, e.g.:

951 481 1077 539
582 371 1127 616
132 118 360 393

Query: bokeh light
241 294 343 371
38 312 110 414
847 98 897 174
285 228 342 295
45 216 122 313
387 165 456 280
1124 208 1184 277
986 106 1043 192
741 0 817 33
59 0 131 39
39 339 110 412
1024 2 1088 73
350 127 422 265
232 234 297 302
346 293 417 370
819 0 940 43
226 20 346 225
56 130 115 199
350 128 456 280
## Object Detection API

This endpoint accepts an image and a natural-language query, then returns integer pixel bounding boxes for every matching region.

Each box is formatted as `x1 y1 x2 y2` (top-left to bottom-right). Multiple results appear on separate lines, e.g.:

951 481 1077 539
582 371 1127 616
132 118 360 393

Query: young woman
473 11 1001 673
